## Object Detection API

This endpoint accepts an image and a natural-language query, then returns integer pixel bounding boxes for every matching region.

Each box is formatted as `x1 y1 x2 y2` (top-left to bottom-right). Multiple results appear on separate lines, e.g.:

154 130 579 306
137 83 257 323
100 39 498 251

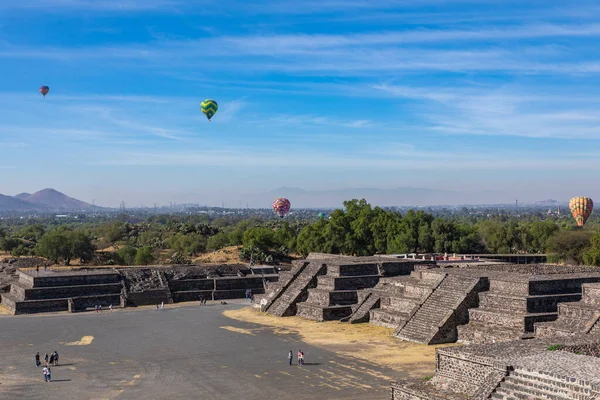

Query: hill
14 193 31 200
21 189 93 210
0 194 45 211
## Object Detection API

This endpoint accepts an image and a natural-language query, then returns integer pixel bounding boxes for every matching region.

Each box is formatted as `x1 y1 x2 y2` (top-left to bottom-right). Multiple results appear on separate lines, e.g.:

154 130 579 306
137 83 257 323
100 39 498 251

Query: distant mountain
14 192 31 200
0 194 45 211
21 188 94 210
533 199 563 205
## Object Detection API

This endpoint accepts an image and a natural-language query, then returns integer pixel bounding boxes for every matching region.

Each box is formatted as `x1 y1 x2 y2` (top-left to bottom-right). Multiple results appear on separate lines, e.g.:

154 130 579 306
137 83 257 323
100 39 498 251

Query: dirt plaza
0 300 439 400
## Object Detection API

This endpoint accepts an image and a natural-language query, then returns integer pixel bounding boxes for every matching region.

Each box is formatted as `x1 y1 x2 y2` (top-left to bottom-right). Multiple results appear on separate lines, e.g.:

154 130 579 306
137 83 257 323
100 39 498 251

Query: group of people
155 302 165 310
94 304 114 312
288 350 305 366
35 351 59 383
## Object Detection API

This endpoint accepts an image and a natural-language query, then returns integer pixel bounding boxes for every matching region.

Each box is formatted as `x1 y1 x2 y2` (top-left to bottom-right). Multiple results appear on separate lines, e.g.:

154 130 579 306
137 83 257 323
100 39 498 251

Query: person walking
43 366 48 382
288 350 293 366
49 353 55 366
53 351 59 366
46 366 51 383
300 351 305 366
99 305 102 312
109 304 113 311
44 353 49 366
35 352 40 367
94 305 98 313
297 350 302 366
160 301 165 310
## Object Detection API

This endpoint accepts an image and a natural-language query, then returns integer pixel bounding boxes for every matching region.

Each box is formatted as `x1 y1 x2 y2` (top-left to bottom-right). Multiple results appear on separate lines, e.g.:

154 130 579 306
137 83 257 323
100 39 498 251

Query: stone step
296 303 353 322
480 292 582 313
534 319 585 338
557 301 600 319
494 379 572 400
346 293 380 324
9 282 123 301
468 308 557 331
325 263 379 277
369 309 409 329
316 275 381 291
511 369 600 394
457 321 526 344
380 296 420 312
305 289 358 307
582 283 600 303
505 374 576 398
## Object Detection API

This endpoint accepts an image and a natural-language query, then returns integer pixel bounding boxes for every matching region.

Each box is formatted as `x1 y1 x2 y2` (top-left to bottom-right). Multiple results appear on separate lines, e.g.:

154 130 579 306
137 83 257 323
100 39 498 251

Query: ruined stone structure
259 254 600 346
255 257 436 320
1 270 123 314
458 272 600 344
391 335 600 399
0 265 278 314
535 282 600 338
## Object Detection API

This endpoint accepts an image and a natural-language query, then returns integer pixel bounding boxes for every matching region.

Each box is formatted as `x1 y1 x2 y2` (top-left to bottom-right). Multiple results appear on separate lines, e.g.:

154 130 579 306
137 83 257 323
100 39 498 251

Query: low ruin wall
127 290 171 307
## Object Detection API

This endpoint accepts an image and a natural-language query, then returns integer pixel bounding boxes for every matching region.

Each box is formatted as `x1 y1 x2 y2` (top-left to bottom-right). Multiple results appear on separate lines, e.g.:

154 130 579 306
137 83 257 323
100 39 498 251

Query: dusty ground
224 307 460 378
0 301 407 400
193 245 242 264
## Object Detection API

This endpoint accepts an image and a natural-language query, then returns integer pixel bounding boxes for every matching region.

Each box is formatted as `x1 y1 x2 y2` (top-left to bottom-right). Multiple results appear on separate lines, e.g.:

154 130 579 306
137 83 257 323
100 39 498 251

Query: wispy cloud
86 147 600 171
374 83 600 139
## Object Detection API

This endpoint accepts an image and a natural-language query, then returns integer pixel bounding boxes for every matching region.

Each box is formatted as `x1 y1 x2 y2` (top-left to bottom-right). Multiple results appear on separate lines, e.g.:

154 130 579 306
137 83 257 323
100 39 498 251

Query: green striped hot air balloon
201 99 218 122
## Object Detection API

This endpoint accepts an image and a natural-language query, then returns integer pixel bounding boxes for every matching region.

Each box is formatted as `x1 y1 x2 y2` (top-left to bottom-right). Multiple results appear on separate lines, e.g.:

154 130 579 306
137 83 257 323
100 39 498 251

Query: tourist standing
53 351 59 366
94 305 98 313
43 366 48 382
160 301 165 310
35 352 40 367
288 350 293 366
46 366 51 382
49 353 55 366
109 304 113 311
44 353 49 366
99 305 102 312
300 351 305 366
297 350 302 366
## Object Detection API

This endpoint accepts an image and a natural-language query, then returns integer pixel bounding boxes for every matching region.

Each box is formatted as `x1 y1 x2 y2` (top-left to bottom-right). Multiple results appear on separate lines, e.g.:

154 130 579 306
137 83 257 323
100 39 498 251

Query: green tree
207 232 231 251
117 245 137 265
35 228 95 265
583 232 600 266
546 230 593 264
135 246 155 265
103 221 126 250
242 227 274 252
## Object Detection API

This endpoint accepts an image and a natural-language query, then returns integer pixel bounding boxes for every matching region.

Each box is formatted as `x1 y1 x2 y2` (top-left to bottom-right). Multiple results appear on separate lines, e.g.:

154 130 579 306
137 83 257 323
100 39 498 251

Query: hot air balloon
39 86 50 98
569 196 593 227
201 99 218 122
272 198 291 219
318 212 327 219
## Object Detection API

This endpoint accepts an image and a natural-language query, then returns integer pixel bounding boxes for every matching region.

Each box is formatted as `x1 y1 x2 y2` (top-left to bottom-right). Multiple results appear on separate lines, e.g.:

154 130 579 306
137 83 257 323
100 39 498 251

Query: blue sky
1 0 600 207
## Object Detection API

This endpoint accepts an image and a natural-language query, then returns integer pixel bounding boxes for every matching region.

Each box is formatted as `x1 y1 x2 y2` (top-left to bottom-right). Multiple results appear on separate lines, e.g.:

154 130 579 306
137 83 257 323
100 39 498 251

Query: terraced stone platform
1 266 280 314
458 272 600 344
257 256 435 320
391 335 600 399
535 282 600 337
1 270 123 314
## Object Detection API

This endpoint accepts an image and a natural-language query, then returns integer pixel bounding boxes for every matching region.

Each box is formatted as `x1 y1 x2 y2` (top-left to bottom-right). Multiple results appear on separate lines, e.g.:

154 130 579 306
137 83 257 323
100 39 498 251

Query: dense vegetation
0 199 599 267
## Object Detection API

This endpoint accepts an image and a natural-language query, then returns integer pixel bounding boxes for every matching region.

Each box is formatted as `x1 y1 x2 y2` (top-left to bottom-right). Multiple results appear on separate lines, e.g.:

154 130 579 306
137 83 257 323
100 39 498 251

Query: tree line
0 199 599 266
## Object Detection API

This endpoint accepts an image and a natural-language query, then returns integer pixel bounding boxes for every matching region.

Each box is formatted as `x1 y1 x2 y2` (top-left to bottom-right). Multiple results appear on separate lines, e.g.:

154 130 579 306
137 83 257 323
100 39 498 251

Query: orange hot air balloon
569 196 594 227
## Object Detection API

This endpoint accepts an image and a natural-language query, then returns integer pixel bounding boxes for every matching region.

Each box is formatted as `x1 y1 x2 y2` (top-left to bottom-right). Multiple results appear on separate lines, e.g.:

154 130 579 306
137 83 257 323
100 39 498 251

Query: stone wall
127 290 171 306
